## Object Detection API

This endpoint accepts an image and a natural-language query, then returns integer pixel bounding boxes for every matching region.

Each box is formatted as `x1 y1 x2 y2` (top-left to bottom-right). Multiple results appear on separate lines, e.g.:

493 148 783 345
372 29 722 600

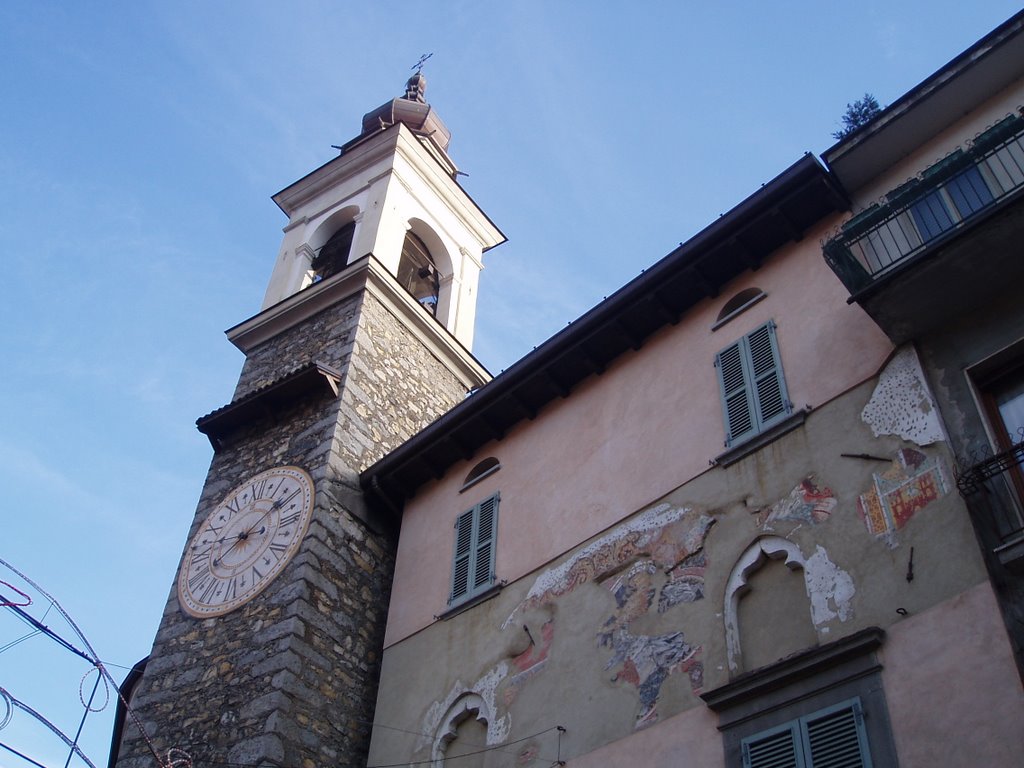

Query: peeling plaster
724 538 855 672
804 545 855 625
862 346 945 445
496 504 714 730
505 504 714 628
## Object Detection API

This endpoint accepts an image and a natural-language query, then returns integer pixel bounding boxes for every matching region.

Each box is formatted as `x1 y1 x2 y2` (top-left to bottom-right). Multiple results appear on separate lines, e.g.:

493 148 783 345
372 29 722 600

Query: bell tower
112 74 504 768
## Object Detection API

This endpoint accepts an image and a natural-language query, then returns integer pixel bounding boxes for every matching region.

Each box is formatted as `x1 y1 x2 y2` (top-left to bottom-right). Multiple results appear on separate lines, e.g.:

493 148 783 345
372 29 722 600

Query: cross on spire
411 52 433 73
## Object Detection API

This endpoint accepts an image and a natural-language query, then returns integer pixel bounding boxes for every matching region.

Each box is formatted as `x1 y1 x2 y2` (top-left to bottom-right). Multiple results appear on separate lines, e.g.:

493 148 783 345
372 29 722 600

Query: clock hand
232 496 286 543
210 503 281 564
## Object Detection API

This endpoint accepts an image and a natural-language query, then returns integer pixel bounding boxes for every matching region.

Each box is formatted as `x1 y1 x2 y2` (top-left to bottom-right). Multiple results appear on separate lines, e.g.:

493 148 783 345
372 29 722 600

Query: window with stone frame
701 628 897 768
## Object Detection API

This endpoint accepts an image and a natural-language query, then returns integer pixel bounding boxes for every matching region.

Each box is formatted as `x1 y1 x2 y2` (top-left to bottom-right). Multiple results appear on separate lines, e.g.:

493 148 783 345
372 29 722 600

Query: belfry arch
400 218 456 325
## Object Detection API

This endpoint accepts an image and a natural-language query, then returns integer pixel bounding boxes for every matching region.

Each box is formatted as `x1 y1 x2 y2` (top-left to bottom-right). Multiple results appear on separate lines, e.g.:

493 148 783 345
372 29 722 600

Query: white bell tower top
257 73 505 350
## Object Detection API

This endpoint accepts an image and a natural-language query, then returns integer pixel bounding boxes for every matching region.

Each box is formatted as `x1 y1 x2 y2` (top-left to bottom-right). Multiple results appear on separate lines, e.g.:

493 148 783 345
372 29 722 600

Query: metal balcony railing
824 113 1024 294
958 440 1024 547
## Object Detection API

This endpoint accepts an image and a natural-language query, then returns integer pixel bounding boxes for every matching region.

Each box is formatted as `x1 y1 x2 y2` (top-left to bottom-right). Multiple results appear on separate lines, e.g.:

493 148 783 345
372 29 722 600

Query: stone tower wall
116 286 474 768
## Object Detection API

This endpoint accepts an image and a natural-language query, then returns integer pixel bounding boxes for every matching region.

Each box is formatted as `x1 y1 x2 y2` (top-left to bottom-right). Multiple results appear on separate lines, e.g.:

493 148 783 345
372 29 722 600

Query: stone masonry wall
339 291 468 472
118 289 471 768
232 292 363 401
116 390 394 768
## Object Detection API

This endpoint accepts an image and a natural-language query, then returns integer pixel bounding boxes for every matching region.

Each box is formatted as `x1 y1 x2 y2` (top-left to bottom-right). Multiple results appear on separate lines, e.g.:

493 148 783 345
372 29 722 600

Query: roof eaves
360 154 845 505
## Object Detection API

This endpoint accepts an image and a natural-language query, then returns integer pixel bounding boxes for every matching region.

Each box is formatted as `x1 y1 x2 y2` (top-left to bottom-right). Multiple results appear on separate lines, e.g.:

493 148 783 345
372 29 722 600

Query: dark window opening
461 457 500 492
311 223 355 283
713 287 767 330
398 232 440 315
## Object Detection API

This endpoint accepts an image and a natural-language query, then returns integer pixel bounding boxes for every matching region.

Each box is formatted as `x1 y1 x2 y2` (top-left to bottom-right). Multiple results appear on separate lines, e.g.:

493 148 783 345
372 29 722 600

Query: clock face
177 466 314 618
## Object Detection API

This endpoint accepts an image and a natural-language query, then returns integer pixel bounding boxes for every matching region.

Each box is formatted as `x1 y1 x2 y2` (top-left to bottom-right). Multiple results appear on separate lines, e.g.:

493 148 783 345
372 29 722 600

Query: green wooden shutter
801 699 871 768
450 508 474 604
743 721 802 768
742 699 870 768
449 493 500 606
717 340 755 445
473 493 498 592
717 321 791 447
748 321 789 430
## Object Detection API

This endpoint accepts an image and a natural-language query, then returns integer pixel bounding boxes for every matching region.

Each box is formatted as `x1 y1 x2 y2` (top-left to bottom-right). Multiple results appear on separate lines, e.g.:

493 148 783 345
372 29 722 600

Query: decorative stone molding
724 537 806 673
431 693 490 768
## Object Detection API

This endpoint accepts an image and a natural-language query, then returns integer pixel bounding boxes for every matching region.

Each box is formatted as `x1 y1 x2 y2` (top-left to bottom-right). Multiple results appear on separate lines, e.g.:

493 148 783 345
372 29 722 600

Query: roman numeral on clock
199 578 219 605
188 564 210 591
250 478 269 500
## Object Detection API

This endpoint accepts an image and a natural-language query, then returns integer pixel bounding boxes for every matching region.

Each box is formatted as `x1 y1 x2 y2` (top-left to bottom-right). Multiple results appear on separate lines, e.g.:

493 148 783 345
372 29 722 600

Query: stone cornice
226 256 489 391
272 125 504 252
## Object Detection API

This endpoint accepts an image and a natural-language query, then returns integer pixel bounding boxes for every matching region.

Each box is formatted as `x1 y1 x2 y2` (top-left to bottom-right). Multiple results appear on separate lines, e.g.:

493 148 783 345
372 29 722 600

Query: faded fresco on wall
421 505 715 748
506 504 715 622
597 558 704 727
858 448 950 542
861 346 945 445
754 476 837 529
496 503 715 730
504 619 554 703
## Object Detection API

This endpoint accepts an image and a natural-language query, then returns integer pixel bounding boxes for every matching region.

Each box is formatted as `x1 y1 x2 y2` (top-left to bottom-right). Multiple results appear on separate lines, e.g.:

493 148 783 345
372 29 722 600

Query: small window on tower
311 223 355 283
398 232 440 315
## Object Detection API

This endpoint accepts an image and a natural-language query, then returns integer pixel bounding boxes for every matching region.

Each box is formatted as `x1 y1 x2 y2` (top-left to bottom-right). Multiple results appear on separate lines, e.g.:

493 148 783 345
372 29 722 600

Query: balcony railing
958 440 1024 548
824 113 1024 294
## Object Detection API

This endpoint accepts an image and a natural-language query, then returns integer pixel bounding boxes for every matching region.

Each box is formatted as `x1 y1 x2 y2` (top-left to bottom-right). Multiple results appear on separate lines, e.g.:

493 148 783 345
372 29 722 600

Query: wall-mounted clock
177 465 314 618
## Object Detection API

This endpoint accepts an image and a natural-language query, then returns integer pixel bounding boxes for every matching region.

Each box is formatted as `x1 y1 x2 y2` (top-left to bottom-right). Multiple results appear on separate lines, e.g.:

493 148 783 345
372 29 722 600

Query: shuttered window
716 320 791 446
742 699 872 768
449 493 499 606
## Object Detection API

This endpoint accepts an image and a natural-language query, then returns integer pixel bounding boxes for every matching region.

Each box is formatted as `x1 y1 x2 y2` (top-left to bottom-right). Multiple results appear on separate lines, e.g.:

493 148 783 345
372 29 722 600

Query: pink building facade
364 13 1024 767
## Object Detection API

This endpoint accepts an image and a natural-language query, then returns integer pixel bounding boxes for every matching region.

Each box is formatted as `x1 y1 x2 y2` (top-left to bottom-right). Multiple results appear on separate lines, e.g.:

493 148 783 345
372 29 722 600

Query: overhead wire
0 558 173 768
0 740 50 768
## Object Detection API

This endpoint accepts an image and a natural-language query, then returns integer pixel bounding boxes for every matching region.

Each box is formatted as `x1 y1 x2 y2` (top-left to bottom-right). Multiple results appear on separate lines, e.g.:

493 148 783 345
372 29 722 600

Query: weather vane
412 52 433 72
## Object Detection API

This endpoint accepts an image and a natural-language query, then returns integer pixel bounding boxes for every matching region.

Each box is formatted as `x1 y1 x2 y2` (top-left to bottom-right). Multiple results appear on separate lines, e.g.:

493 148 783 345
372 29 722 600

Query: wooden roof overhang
196 362 343 451
360 154 848 515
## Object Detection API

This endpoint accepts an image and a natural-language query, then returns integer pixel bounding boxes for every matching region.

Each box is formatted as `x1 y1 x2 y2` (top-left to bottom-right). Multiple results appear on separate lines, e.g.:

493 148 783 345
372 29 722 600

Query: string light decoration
0 557 191 768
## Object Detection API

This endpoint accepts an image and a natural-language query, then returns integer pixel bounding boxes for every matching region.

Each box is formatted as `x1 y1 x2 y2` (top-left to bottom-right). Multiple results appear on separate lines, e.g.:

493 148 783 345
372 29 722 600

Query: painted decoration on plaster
754 476 837 529
658 549 707 613
505 504 715 624
421 505 714 748
504 619 554 705
597 560 704 727
501 503 715 730
858 448 950 542
861 346 945 445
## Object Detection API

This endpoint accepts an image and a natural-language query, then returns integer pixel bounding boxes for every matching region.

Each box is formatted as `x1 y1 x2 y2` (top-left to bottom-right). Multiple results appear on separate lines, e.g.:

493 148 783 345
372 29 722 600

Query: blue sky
1 2 1020 766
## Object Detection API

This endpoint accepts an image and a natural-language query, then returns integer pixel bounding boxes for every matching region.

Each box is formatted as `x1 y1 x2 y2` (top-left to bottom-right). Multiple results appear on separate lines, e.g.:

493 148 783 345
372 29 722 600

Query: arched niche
723 536 809 673
431 692 491 768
